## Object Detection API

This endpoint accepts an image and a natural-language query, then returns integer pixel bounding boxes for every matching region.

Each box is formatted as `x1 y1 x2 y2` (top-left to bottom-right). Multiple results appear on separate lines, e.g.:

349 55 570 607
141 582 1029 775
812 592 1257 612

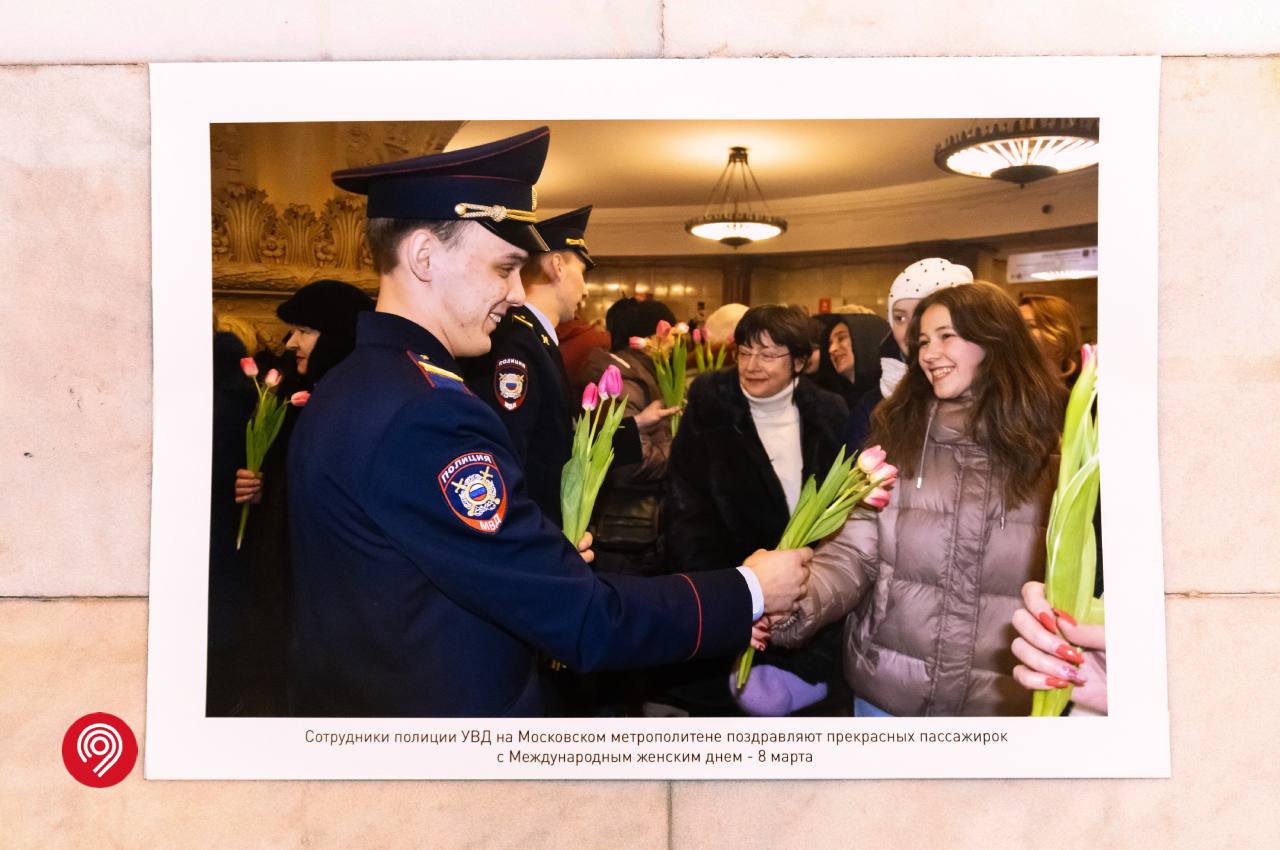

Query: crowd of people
208 126 1103 719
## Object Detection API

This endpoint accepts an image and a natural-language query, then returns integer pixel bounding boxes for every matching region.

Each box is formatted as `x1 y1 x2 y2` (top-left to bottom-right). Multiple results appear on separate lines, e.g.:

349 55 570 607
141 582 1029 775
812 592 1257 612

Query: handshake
743 547 812 619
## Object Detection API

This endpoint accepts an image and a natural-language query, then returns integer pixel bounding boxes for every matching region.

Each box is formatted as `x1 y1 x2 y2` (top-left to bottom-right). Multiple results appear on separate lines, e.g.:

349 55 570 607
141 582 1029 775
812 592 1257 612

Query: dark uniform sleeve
361 393 752 672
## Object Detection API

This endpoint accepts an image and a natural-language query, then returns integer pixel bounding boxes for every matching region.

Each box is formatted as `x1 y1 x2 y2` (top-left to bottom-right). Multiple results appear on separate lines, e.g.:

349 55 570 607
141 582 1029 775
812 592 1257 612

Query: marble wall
2 4 1278 847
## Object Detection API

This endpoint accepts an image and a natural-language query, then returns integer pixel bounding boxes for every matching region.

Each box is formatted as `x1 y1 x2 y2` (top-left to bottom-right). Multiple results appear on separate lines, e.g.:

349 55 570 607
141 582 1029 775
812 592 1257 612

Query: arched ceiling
448 118 1015 210
214 118 1098 257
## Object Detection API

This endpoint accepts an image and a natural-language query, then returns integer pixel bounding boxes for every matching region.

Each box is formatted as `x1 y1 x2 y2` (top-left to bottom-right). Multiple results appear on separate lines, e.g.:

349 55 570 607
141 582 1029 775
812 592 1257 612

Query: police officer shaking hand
286 127 809 717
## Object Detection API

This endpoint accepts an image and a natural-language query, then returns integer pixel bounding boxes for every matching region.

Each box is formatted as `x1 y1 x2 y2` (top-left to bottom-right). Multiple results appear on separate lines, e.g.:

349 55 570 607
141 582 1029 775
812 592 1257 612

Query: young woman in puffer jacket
770 282 1068 716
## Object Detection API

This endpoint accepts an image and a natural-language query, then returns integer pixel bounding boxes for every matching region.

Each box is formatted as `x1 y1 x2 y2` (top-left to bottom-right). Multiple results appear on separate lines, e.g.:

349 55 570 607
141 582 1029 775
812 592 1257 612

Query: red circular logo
62 713 138 788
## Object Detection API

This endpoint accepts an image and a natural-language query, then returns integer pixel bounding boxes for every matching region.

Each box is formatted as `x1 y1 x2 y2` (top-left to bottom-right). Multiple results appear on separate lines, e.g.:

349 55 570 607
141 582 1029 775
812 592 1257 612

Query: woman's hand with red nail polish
1012 582 1108 713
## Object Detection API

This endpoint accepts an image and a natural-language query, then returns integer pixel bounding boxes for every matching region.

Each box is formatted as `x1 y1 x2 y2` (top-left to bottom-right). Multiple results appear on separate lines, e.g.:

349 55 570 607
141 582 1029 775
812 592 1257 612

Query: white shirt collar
523 303 559 346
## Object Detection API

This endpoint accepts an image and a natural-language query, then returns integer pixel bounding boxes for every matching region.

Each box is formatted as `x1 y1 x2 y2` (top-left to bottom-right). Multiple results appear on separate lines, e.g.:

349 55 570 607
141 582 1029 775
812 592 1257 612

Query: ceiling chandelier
934 118 1099 187
685 146 787 248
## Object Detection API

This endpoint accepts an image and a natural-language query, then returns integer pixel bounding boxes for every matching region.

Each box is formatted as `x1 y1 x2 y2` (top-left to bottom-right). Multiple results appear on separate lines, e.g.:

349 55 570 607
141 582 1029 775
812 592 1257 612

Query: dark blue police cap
535 205 595 271
332 126 550 254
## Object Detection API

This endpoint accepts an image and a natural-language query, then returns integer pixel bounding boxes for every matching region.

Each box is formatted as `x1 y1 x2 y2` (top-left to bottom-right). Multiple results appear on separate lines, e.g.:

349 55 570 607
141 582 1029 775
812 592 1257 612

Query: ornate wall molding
209 124 243 180
214 183 274 264
341 121 463 168
212 182 378 294
320 196 370 270
213 264 377 296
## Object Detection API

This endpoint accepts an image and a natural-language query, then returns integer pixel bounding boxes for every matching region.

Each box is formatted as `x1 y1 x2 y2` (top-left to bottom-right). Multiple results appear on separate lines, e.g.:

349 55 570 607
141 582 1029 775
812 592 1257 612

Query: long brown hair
870 282 1067 507
1019 293 1084 382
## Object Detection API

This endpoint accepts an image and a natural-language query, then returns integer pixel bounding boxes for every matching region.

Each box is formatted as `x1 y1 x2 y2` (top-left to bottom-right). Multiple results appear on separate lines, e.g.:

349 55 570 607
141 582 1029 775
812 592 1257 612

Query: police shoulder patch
494 357 529 410
438 451 507 534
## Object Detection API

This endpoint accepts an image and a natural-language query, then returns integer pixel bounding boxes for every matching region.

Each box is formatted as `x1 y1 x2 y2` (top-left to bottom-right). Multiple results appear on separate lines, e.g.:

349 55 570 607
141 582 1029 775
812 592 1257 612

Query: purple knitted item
729 664 828 717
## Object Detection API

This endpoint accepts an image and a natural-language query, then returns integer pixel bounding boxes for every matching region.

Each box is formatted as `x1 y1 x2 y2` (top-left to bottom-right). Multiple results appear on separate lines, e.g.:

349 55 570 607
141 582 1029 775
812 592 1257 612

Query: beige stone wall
2 5 1279 846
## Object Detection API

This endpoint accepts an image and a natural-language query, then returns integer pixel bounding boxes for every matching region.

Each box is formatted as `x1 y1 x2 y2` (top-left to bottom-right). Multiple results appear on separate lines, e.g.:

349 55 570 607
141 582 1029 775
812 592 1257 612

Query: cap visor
478 220 548 254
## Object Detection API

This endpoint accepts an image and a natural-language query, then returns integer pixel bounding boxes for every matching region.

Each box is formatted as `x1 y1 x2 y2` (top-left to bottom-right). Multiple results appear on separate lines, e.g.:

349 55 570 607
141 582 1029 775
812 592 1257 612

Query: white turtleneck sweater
744 379 803 513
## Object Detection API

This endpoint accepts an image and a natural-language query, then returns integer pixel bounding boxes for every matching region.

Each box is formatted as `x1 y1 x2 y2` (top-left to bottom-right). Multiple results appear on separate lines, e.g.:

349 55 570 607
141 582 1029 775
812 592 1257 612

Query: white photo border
147 57 1167 780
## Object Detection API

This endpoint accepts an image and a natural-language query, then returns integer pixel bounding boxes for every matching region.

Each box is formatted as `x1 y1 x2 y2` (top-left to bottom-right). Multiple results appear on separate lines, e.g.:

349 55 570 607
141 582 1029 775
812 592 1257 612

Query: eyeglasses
737 348 792 364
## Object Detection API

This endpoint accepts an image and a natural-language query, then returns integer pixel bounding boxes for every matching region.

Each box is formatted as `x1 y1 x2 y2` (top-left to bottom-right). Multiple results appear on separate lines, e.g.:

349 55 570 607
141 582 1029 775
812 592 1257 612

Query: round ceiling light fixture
685 146 787 248
935 118 1099 187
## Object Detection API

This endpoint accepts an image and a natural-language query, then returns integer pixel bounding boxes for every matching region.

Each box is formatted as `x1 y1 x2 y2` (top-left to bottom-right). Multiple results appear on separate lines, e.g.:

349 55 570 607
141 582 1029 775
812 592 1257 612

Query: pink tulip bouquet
560 364 629 547
691 326 729 373
1034 344 1103 717
736 445 898 690
234 358 307 550
630 319 688 436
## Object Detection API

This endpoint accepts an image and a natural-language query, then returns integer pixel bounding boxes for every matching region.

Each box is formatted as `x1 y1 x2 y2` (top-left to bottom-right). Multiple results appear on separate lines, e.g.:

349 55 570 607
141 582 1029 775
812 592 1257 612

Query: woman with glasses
658 305 848 715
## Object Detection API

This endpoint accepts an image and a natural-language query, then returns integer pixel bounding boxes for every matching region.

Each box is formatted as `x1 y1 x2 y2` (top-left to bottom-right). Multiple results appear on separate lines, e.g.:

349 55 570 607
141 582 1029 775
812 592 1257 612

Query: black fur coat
663 369 849 574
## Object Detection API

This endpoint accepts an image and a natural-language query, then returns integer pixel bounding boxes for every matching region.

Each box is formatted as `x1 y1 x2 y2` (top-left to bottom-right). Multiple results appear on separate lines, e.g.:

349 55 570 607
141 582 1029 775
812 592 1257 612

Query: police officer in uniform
286 126 810 717
464 206 674 524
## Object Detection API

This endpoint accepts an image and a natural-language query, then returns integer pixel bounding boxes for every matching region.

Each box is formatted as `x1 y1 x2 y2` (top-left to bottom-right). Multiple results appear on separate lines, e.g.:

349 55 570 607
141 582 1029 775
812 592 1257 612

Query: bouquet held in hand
235 358 308 550
1034 344 1103 717
737 445 898 689
630 319 688 435
691 326 729 373
560 365 629 547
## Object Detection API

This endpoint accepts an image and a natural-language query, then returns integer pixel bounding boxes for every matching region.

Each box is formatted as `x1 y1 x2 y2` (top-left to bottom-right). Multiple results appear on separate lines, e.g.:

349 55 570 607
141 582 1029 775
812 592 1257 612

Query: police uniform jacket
465 305 640 525
287 311 751 717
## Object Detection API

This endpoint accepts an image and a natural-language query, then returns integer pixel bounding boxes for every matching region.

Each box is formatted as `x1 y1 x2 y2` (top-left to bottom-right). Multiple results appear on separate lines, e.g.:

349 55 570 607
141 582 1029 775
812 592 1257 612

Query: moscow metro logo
62 712 138 788
439 452 507 533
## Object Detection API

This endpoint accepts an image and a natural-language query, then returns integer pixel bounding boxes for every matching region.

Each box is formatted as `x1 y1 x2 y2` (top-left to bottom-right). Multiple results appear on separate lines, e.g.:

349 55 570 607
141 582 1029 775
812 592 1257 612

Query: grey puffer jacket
773 398 1056 716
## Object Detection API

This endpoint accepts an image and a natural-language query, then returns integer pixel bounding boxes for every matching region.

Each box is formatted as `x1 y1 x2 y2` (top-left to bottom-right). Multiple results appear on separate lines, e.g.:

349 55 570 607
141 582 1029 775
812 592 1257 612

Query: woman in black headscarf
228 280 373 715
808 312 890 432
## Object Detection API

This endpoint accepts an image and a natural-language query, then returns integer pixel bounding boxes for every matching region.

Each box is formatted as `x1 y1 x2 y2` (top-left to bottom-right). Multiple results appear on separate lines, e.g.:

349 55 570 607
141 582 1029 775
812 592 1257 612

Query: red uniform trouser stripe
676 574 703 659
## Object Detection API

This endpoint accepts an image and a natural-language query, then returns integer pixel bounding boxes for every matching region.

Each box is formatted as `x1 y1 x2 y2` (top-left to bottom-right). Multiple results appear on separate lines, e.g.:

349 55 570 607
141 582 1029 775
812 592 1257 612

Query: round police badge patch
494 357 528 411
438 452 508 533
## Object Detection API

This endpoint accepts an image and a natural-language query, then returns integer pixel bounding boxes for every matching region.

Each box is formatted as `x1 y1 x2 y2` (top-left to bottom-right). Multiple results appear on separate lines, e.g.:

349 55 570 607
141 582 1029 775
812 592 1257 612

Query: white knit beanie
887 258 974 320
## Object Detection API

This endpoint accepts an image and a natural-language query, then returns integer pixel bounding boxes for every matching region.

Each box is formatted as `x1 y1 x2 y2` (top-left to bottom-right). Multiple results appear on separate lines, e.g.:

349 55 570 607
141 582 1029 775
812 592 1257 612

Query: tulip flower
562 378 630 547
856 446 887 475
629 336 648 351
864 486 892 509
692 328 703 344
1033 343 1102 717
236 367 291 549
655 320 672 339
599 365 624 399
674 322 689 335
736 445 898 690
290 391 310 407
869 462 899 487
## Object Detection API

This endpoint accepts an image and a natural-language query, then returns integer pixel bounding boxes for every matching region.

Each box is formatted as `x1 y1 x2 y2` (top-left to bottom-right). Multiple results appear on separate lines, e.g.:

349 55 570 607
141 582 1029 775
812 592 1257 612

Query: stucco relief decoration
212 187 378 307
215 183 275 264
342 121 464 167
209 124 243 180
278 204 326 266
322 196 370 270
212 213 231 261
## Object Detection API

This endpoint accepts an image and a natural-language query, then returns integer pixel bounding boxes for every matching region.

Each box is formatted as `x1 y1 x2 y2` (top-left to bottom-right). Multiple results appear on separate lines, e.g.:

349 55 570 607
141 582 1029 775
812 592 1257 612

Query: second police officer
464 205 675 524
